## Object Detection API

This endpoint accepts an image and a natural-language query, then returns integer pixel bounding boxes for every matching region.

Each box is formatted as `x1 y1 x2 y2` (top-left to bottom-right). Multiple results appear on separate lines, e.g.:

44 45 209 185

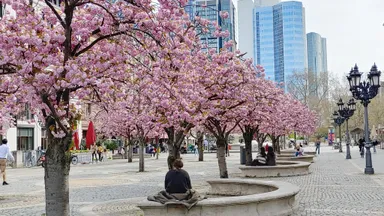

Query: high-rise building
254 0 281 7
0 2 4 18
236 0 281 59
185 0 236 52
307 32 328 74
253 1 307 89
321 37 328 72
236 0 254 59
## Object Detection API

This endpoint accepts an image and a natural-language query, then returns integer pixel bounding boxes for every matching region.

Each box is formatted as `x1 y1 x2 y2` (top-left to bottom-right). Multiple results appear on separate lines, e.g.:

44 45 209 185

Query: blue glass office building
307 32 328 74
254 1 307 89
185 0 236 52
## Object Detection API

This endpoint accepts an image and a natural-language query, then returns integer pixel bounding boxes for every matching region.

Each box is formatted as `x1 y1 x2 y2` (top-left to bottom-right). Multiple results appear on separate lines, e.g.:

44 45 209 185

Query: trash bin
240 144 246 165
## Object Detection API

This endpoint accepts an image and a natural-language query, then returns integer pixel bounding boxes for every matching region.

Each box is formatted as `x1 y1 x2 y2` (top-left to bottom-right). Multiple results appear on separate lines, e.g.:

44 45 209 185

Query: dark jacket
165 169 192 194
266 153 276 166
359 139 365 148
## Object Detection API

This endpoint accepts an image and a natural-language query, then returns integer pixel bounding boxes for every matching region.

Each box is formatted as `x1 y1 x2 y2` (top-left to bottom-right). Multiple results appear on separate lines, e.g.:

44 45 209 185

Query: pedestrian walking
0 139 14 185
91 144 98 163
97 145 104 162
359 138 364 158
315 139 321 155
203 139 208 151
152 146 157 157
194 144 198 156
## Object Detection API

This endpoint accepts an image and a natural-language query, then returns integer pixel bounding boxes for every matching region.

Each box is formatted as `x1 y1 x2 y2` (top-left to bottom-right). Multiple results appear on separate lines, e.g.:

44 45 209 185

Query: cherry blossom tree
263 94 296 154
188 126 207 162
200 46 259 178
237 76 283 165
97 109 136 162
263 95 317 154
0 0 199 215
100 91 158 172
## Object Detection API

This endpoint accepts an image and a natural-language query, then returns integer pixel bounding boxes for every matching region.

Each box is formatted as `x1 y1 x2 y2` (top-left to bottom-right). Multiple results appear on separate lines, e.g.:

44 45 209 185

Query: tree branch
45 0 66 29
75 31 127 57
41 94 69 134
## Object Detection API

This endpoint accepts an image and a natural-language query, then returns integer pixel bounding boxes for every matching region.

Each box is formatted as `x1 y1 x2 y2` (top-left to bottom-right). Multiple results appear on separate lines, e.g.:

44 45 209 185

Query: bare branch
75 31 127 56
45 0 66 29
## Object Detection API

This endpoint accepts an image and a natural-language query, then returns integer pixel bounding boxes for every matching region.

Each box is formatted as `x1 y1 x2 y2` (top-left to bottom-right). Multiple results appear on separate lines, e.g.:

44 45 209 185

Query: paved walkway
1 145 384 215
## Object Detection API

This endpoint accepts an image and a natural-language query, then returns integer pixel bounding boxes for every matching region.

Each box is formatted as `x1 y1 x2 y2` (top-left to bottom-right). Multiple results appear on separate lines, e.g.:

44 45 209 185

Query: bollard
240 145 246 165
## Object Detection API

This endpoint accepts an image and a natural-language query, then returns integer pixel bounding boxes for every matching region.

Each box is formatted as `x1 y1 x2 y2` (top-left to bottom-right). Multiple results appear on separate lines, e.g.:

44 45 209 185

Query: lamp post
333 111 345 152
347 64 381 174
337 98 356 159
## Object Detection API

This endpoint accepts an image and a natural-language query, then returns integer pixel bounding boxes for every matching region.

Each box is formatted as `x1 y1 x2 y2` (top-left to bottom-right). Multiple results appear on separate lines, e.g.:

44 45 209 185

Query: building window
47 0 62 6
17 104 33 121
86 103 92 116
0 2 4 18
41 128 48 150
17 128 34 150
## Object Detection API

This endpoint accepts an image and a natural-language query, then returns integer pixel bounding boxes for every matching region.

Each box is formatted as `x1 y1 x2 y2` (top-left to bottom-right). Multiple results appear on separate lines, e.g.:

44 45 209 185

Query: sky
283 0 384 79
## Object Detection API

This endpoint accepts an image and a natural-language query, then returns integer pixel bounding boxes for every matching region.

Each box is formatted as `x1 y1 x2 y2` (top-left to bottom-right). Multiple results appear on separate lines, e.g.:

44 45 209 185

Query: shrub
104 140 118 150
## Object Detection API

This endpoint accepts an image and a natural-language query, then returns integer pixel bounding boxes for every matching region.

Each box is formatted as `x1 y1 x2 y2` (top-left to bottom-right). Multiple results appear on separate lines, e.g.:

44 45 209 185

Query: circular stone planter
239 161 311 178
281 149 317 156
277 155 315 163
138 179 299 216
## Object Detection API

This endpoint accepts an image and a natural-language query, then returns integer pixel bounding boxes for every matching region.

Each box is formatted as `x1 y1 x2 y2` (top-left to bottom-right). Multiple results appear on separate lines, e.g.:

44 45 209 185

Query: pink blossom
219 11 229 19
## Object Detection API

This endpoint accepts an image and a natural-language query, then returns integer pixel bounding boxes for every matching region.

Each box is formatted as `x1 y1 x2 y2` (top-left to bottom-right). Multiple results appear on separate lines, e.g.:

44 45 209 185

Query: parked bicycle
25 155 36 168
71 154 79 165
36 152 78 167
36 150 46 167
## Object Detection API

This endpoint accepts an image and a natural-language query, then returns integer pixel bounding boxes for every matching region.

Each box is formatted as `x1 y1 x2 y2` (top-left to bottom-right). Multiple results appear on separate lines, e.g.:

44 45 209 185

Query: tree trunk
167 144 175 170
216 138 228 178
225 142 230 157
271 135 280 154
123 146 128 159
128 144 133 163
256 132 267 150
276 136 281 154
256 130 263 151
139 141 144 172
165 127 186 170
197 132 204 161
167 144 180 170
243 130 253 166
156 144 159 159
44 136 71 216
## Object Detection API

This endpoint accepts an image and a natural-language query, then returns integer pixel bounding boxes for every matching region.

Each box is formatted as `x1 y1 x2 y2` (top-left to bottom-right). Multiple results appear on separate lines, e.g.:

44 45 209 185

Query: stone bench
277 155 315 163
138 179 299 216
281 150 317 156
239 161 311 178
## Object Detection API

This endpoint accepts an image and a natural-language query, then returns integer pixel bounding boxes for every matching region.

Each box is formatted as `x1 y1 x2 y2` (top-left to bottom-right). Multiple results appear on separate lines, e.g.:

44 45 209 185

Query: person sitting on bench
147 158 203 208
266 147 276 166
165 159 192 197
251 147 267 166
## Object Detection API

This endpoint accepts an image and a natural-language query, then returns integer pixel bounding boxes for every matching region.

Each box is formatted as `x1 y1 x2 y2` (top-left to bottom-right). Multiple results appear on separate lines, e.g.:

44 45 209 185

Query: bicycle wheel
36 159 42 167
71 156 78 165
25 160 32 168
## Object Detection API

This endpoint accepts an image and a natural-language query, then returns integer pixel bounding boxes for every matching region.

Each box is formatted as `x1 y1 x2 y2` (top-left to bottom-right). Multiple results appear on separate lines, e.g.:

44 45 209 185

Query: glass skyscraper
253 1 307 89
307 32 328 74
185 0 236 52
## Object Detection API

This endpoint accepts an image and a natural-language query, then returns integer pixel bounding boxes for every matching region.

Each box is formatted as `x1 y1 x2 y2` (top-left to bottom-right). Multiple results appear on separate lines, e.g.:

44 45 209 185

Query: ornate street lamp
347 64 381 174
333 111 345 152
337 98 356 159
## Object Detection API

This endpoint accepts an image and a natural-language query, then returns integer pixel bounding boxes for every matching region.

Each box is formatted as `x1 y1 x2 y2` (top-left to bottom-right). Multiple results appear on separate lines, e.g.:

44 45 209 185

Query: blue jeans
316 145 320 154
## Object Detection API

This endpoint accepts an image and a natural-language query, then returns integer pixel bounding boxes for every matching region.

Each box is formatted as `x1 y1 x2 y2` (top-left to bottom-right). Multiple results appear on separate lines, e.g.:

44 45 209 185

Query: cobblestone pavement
2 145 384 216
